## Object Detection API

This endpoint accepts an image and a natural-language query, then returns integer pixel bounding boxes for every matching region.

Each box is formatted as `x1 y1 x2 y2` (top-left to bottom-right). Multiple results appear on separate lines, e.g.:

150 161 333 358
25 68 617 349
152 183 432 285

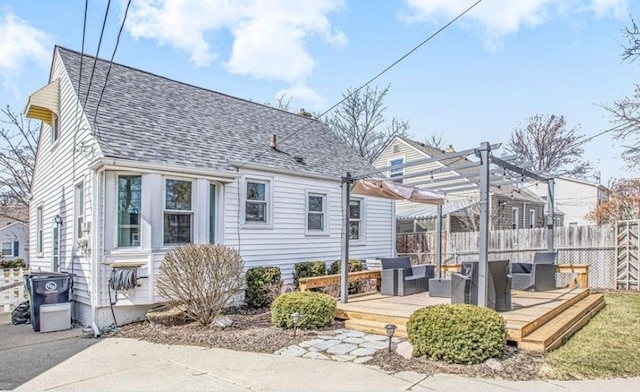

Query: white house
533 177 608 226
24 46 395 331
0 222 29 265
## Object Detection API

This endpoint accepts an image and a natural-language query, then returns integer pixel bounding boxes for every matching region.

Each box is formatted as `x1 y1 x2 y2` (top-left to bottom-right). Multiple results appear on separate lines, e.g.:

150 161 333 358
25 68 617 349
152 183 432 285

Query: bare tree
274 92 293 112
424 133 446 150
506 114 591 177
324 85 411 163
604 17 640 168
0 106 38 223
452 198 502 232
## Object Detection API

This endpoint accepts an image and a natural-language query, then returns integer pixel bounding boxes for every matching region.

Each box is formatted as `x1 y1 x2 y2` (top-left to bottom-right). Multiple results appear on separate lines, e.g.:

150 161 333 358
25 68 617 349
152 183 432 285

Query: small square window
1 242 12 256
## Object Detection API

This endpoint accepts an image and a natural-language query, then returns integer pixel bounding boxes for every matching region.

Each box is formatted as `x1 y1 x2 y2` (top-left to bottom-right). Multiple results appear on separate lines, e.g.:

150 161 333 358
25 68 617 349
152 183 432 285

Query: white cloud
0 12 50 93
404 0 629 50
590 0 628 19
276 84 326 111
126 0 347 83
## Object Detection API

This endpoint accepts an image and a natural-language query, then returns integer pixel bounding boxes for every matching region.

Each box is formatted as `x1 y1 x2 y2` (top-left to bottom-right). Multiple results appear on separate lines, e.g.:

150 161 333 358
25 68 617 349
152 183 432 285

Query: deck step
344 318 409 338
338 310 409 326
519 294 605 352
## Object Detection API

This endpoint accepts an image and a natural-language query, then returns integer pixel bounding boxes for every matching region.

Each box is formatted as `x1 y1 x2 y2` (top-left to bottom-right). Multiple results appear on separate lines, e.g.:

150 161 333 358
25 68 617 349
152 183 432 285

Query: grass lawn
545 292 640 379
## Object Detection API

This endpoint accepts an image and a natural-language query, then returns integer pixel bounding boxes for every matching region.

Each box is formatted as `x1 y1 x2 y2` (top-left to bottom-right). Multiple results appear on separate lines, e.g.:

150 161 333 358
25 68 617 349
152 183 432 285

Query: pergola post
435 204 443 278
340 173 352 304
546 178 555 252
477 142 491 307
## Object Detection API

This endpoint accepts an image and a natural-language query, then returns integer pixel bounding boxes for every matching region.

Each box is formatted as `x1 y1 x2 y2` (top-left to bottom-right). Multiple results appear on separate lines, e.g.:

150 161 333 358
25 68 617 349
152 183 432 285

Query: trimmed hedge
293 261 326 289
245 266 282 309
328 259 363 294
271 291 336 329
407 304 506 364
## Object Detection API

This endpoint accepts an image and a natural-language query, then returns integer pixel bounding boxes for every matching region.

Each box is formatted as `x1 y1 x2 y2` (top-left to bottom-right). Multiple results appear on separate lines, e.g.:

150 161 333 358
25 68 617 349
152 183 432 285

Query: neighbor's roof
57 47 373 178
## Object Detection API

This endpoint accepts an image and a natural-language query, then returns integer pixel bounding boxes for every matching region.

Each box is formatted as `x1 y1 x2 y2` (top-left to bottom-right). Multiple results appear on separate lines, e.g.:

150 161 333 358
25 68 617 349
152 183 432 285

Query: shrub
245 266 282 309
0 258 26 269
271 291 336 329
156 244 244 326
293 261 326 289
407 304 506 364
328 259 363 294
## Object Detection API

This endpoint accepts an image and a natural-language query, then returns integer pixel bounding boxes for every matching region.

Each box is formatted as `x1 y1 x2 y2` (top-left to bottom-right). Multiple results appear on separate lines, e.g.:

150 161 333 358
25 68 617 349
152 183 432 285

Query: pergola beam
491 156 550 182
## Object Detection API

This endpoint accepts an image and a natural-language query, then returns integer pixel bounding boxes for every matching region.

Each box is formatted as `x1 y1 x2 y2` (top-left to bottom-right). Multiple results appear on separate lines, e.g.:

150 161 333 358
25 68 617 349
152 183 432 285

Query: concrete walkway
16 338 640 392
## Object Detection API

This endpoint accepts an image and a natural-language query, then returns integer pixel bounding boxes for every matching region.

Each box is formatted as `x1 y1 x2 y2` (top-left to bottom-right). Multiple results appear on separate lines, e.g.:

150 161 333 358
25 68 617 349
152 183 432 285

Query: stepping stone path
274 329 405 364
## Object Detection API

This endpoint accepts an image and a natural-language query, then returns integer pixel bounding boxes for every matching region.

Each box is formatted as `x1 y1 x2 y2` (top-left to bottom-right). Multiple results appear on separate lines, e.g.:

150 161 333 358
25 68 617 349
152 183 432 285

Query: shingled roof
57 46 373 178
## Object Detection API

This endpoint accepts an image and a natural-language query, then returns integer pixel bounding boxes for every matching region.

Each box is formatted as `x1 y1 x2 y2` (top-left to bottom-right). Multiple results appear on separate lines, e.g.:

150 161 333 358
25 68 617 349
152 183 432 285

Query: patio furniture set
376 252 558 312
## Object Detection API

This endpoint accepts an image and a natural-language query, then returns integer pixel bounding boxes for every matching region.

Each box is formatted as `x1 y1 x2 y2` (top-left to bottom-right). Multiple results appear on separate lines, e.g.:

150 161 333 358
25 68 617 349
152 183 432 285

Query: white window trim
388 156 405 183
163 177 195 246
512 207 519 230
115 173 143 249
305 190 329 236
241 176 274 229
529 209 536 229
1 241 14 257
36 203 44 255
74 180 85 241
349 197 366 246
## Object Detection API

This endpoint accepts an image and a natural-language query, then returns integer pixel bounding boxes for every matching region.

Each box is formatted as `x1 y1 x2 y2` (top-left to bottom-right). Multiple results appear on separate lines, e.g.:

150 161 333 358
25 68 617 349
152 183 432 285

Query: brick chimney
445 144 455 153
298 108 313 118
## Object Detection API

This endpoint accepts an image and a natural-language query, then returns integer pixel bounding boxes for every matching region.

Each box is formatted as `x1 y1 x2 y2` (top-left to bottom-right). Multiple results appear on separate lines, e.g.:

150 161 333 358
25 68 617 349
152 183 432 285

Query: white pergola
339 142 554 306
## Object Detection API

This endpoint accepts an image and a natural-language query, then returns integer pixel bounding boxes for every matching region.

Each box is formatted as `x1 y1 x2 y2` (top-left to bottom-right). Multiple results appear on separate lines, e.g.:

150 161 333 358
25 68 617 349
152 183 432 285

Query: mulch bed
113 308 547 380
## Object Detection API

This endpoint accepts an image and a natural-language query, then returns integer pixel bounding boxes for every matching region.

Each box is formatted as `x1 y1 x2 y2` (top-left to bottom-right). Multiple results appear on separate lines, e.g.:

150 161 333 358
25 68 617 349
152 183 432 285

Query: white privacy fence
1 268 28 312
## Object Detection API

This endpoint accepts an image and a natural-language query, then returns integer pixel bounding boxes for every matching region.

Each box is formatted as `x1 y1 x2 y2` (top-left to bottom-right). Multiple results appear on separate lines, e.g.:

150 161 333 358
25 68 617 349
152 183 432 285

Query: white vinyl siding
28 49 99 325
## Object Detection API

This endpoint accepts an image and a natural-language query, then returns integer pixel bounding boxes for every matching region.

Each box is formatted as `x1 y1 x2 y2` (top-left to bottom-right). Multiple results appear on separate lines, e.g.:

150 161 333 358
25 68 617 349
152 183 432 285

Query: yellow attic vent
24 79 60 126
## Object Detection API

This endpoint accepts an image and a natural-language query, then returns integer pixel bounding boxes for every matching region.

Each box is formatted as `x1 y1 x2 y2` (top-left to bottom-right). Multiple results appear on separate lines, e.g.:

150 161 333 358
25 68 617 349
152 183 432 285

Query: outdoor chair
510 251 557 292
380 257 434 296
451 260 512 311
451 261 478 305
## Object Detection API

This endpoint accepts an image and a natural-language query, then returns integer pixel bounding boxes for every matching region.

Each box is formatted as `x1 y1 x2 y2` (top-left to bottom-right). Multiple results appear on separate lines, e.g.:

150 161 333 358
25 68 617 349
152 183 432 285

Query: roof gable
56 47 373 178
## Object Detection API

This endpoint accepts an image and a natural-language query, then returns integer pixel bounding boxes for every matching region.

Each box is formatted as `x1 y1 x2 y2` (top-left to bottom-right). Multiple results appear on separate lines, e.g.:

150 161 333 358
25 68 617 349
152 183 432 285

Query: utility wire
576 122 627 146
93 0 132 130
83 0 112 110
235 0 484 170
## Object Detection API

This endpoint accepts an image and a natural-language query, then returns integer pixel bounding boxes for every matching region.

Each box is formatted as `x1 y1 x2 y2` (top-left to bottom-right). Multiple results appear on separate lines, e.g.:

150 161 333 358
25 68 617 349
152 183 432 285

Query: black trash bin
26 272 72 332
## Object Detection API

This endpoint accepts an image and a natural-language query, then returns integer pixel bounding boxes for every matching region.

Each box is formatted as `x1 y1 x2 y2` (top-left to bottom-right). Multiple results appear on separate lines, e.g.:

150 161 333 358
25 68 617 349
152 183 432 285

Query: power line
235 0 484 171
83 0 112 110
93 0 132 129
577 122 627 146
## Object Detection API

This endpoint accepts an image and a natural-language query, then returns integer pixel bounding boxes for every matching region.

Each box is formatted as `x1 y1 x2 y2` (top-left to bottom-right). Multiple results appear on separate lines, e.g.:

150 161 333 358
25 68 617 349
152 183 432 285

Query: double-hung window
164 179 193 244
389 158 404 183
245 180 269 224
349 198 363 241
74 181 84 240
512 207 519 230
529 209 536 229
36 205 43 253
117 175 141 247
1 242 12 256
307 193 327 233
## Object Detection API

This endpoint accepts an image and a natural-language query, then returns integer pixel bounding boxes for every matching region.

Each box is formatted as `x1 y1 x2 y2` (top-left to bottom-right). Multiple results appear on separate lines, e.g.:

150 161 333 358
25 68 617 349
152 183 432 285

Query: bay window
164 179 193 244
117 175 141 247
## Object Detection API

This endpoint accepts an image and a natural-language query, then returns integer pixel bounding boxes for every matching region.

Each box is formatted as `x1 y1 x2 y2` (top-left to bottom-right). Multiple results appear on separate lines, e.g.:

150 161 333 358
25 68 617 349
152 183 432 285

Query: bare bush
156 244 244 326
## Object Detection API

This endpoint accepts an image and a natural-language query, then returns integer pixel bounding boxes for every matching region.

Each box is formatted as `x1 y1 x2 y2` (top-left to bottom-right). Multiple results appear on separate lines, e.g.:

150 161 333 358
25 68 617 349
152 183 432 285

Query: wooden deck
336 287 605 352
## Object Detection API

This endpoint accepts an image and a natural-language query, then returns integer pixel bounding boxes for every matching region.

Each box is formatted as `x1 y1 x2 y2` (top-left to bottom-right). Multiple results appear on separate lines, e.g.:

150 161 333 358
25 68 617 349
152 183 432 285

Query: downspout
90 166 105 337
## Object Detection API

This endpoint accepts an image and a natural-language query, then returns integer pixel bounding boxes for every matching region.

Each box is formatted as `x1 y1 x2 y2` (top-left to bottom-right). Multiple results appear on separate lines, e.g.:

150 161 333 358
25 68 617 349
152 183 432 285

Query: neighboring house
532 176 607 226
24 46 394 329
0 222 29 265
374 136 548 233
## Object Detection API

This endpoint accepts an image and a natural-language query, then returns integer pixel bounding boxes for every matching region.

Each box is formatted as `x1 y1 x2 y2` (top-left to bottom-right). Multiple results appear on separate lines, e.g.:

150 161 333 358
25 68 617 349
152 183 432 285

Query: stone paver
326 343 358 355
275 328 407 364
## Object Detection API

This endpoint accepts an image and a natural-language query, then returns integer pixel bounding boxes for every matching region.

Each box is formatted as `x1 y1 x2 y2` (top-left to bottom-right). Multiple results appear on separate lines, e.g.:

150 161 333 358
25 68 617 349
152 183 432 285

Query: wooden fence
397 225 618 289
1 268 28 312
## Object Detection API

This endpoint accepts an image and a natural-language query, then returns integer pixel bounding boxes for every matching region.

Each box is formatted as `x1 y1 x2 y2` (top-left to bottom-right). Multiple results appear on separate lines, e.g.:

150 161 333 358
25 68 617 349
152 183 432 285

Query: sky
0 0 638 184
